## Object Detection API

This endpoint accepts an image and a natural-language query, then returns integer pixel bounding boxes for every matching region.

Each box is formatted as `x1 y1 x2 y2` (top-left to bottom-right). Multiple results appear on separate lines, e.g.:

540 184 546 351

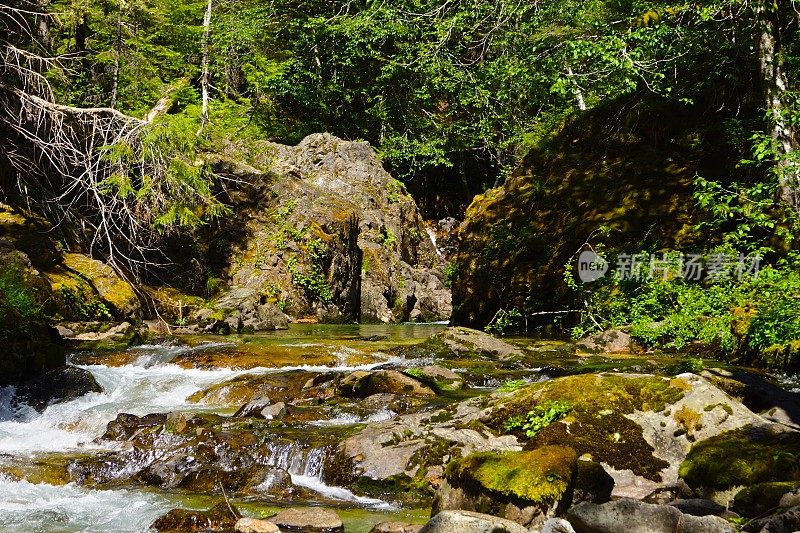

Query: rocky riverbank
0 325 798 532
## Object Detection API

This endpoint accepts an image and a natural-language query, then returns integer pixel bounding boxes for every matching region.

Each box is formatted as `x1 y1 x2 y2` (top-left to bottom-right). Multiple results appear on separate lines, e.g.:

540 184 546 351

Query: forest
1 0 800 532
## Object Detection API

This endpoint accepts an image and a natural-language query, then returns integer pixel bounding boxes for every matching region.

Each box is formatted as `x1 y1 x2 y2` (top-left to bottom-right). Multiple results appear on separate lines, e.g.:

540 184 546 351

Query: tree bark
756 0 799 211
199 0 212 131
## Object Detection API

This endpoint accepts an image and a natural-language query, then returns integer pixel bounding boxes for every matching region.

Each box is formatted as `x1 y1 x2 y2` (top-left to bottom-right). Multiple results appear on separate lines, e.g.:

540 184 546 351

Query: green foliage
504 400 572 438
405 367 424 378
386 180 406 204
0 265 41 328
288 238 333 303
497 379 527 393
485 308 523 335
58 287 113 321
443 261 458 289
568 249 800 358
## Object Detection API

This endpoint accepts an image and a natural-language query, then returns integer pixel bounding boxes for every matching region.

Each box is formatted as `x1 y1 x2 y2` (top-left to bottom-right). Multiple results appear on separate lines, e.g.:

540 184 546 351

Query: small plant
497 379 527 393
378 227 396 247
405 367 424 378
386 179 406 204
443 260 458 288
504 400 572 438
58 286 112 320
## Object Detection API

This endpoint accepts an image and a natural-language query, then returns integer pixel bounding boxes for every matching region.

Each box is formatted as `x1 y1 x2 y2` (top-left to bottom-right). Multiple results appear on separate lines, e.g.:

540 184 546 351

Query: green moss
733 481 800 518
446 447 577 504
679 427 800 489
489 374 686 480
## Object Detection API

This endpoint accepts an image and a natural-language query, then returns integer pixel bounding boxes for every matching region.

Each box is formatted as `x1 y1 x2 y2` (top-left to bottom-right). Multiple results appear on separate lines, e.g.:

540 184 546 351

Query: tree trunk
111 7 123 108
756 0 799 211
567 66 586 111
36 0 51 51
199 0 212 131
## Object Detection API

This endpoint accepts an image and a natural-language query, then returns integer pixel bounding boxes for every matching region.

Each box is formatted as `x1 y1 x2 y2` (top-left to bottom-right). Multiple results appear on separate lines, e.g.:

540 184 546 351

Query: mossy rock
445 447 577 504
733 481 800 518
61 254 140 319
756 341 800 374
487 374 690 480
679 426 800 490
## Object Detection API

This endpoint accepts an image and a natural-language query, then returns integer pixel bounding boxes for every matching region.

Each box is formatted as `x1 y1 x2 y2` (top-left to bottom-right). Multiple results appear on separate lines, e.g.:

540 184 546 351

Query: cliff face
451 100 730 327
208 133 451 325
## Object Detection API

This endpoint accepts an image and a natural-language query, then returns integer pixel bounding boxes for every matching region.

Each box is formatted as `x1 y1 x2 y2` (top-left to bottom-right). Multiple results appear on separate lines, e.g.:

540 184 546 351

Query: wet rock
369 522 423 533
362 393 414 414
733 482 800 518
15 366 102 411
742 506 800 533
150 502 240 532
576 329 634 354
62 321 145 351
572 459 615 506
235 517 279 533
102 412 167 441
417 366 463 390
195 287 289 332
269 507 343 532
419 510 528 533
701 368 800 430
234 396 272 418
339 370 436 398
566 499 734 533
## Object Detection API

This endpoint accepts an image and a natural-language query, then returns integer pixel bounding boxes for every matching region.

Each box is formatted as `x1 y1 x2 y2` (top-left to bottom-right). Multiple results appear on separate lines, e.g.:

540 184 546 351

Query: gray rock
438 327 523 360
419 510 528 533
743 506 800 533
577 329 634 354
269 507 343 532
567 499 735 533
234 396 272 418
339 370 436 398
16 366 103 411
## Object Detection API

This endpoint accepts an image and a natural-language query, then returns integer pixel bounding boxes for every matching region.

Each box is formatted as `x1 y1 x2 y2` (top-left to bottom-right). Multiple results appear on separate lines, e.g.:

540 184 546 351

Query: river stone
260 401 286 419
150 502 240 532
369 522 423 533
439 327 523 359
235 396 272 418
566 499 735 533
15 365 102 411
540 518 577 533
339 370 436 398
418 510 528 533
742 506 800 533
269 507 343 532
733 482 800 517
669 498 727 517
235 517 279 533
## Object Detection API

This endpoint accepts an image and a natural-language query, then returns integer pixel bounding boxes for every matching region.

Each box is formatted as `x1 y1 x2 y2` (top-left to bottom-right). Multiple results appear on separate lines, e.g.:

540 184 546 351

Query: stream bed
0 324 445 533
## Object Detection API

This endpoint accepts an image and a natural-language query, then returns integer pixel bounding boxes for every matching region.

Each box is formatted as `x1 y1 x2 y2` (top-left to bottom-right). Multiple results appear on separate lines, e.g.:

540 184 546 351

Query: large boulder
0 245 64 385
150 502 240 532
392 327 523 361
210 134 451 323
483 373 768 500
15 366 102 411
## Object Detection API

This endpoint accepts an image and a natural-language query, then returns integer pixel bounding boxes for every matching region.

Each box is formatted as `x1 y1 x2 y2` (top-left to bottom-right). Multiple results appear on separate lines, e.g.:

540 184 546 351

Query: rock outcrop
208 133 451 324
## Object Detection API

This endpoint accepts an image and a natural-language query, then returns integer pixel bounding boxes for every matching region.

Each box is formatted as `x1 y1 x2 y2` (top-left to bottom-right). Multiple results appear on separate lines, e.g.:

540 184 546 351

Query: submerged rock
418 510 528 533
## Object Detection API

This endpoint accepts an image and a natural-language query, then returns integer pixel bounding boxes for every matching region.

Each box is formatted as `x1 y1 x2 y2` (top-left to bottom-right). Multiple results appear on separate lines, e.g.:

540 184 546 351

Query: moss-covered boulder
0 247 64 385
339 370 437 398
679 425 800 496
486 373 767 499
433 447 577 527
150 502 240 532
733 481 800 518
451 99 717 328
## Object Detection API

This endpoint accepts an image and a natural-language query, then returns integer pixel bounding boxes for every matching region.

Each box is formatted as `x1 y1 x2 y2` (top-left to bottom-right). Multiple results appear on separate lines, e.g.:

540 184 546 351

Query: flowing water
0 324 445 533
